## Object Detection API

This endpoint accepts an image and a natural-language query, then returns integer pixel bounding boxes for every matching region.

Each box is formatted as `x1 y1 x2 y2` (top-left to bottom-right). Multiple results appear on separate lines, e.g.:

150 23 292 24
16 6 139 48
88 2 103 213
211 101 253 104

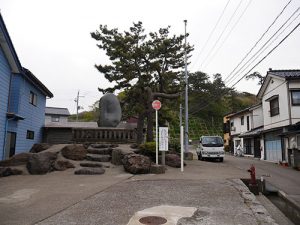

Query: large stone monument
98 93 122 127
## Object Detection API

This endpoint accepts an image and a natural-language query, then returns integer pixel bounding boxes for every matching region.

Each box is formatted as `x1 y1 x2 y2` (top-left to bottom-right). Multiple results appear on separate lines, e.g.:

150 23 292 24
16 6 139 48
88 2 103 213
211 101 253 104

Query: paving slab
36 179 276 225
0 145 286 225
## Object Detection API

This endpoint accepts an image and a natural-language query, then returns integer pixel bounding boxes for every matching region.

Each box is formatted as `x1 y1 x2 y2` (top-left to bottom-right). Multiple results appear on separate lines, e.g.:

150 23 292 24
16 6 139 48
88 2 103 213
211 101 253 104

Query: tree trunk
146 87 154 142
144 86 181 142
136 112 146 144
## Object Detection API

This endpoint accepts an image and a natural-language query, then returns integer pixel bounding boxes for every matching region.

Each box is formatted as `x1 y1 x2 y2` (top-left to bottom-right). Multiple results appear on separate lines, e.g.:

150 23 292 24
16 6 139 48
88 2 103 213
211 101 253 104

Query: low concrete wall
44 127 137 144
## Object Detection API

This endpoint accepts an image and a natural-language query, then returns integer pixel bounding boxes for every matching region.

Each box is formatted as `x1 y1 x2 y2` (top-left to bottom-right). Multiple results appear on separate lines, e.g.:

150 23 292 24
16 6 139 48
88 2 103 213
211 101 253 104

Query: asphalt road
223 154 300 206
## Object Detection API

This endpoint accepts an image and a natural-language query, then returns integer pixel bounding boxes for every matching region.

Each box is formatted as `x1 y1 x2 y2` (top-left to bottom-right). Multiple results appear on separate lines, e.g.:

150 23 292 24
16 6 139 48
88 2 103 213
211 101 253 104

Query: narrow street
223 154 300 206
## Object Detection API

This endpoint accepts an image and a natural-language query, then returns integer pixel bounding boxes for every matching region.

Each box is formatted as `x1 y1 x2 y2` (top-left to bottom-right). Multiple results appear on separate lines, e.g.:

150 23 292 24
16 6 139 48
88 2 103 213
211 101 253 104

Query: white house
257 69 300 163
227 103 263 157
45 107 70 124
227 69 300 164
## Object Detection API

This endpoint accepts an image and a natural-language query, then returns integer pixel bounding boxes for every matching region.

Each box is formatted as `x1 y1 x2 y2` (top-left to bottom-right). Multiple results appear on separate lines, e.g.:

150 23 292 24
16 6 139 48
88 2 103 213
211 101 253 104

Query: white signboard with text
159 127 169 151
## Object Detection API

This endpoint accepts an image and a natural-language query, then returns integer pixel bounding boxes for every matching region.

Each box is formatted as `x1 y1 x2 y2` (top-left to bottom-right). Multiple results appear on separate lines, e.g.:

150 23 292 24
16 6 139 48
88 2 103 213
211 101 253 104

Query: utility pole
74 90 84 121
184 19 189 153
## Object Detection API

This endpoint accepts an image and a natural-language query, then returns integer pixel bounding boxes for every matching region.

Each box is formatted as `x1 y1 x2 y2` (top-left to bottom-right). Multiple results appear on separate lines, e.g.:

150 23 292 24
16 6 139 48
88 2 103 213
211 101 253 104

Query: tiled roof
268 69 300 78
23 68 53 97
45 107 70 116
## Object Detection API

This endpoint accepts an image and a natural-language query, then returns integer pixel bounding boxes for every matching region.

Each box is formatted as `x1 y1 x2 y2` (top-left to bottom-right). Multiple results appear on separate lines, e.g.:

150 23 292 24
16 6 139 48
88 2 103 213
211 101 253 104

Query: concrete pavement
0 145 293 225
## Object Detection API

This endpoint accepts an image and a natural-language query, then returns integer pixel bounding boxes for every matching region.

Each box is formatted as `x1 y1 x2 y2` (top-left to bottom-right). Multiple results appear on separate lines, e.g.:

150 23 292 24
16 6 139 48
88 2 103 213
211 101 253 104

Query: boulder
29 143 51 153
53 160 75 171
0 167 23 177
122 154 151 174
27 152 57 174
98 93 122 127
0 152 32 167
111 148 134 165
86 154 111 162
150 164 165 174
74 167 105 175
166 154 181 168
61 144 87 161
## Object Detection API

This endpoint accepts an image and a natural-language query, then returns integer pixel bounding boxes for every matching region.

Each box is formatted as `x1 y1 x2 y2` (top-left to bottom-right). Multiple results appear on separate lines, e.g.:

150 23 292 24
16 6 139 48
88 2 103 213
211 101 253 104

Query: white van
196 136 225 162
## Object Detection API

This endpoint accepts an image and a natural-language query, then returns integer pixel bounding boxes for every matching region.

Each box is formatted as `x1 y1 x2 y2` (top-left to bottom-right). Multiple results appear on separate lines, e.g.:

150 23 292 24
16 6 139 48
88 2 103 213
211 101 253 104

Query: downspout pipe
2 72 13 160
286 80 292 125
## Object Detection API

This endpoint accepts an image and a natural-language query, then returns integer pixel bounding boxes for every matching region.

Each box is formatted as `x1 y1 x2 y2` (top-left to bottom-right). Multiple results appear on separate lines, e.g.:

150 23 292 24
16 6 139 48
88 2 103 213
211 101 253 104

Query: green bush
169 138 180 153
139 142 157 160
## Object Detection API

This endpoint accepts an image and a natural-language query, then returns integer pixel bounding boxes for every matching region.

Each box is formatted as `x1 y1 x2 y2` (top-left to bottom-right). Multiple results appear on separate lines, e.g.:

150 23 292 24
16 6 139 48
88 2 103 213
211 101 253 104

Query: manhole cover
139 216 167 225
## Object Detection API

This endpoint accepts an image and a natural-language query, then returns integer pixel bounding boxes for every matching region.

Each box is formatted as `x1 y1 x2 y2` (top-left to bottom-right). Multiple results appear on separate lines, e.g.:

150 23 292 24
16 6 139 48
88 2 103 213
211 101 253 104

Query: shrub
139 142 157 160
169 138 180 153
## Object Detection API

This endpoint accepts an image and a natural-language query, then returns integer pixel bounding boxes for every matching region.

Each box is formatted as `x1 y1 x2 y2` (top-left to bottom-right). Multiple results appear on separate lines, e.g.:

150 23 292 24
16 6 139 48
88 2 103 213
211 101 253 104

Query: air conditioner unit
231 126 236 131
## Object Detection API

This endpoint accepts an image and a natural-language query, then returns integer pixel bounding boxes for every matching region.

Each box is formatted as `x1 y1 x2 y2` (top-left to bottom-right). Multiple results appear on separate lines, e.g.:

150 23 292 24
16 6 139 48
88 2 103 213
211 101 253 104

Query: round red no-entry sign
152 100 161 110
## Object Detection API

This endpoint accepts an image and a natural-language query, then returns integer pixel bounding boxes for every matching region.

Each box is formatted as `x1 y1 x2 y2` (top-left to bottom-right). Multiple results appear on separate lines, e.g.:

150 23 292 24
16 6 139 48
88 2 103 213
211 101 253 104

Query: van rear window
202 137 223 147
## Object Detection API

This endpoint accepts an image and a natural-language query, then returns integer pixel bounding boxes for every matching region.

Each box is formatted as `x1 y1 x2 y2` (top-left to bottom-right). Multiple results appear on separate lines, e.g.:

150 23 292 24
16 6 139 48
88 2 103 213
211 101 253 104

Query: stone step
80 162 103 168
87 147 112 155
74 167 105 175
90 144 119 149
86 154 111 162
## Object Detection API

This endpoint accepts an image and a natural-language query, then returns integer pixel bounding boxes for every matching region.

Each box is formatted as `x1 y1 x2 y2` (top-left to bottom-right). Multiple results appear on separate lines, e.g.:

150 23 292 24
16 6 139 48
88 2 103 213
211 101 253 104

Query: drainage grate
139 216 167 225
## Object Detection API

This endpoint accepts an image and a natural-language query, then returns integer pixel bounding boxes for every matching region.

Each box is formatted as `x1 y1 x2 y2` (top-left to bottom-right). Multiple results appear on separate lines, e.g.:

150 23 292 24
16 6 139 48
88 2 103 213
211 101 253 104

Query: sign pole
180 125 184 172
155 109 158 165
152 100 161 166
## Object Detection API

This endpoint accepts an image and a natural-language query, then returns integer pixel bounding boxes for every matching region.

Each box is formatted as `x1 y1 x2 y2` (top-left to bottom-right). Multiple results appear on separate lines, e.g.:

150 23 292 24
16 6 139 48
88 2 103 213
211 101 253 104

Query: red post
247 164 256 185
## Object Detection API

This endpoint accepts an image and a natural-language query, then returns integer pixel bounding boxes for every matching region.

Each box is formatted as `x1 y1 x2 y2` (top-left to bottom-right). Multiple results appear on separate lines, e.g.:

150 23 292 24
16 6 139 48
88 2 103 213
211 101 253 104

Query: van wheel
220 158 224 162
198 153 203 161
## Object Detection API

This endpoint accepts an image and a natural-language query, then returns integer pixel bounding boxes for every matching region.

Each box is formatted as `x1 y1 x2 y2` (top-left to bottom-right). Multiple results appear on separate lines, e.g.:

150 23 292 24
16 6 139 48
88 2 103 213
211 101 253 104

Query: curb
230 179 278 225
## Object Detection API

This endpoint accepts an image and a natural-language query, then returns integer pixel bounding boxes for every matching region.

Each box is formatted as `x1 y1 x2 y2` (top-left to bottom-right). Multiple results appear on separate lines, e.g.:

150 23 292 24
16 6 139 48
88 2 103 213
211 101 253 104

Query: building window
270 97 279 117
241 116 244 125
29 91 37 106
291 90 300 105
26 130 34 140
247 116 250 131
51 116 60 122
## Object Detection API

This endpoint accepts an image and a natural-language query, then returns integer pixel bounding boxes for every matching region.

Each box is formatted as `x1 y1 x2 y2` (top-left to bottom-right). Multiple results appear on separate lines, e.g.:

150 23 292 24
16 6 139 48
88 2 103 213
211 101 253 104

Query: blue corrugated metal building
0 13 53 160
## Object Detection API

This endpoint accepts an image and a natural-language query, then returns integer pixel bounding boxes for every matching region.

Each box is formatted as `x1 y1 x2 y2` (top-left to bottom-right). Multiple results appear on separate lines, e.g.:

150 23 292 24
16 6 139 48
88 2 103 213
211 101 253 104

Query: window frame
29 91 37 106
51 116 60 122
269 97 279 117
291 90 300 106
26 130 34 140
241 116 244 125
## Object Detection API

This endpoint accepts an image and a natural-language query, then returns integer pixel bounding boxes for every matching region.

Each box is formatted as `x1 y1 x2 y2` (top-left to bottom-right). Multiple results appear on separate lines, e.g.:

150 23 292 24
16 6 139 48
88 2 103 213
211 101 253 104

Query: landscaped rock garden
0 141 185 177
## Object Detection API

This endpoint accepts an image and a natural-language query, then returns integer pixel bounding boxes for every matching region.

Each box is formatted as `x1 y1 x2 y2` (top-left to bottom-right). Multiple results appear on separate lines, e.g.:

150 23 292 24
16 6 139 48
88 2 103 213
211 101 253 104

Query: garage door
265 132 282 162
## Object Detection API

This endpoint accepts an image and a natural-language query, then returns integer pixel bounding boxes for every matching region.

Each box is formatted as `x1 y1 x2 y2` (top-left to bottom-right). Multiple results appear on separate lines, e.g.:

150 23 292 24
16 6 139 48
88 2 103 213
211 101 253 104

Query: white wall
252 105 263 128
262 77 290 130
45 115 68 124
289 80 300 124
230 112 252 136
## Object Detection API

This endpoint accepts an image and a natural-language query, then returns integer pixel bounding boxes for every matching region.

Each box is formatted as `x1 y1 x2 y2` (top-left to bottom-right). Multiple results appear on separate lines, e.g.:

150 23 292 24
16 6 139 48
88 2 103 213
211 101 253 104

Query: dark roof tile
268 69 300 78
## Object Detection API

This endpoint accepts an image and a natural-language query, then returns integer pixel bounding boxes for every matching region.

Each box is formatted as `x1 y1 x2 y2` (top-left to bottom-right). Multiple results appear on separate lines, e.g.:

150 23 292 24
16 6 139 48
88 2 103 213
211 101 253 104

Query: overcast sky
1 0 300 114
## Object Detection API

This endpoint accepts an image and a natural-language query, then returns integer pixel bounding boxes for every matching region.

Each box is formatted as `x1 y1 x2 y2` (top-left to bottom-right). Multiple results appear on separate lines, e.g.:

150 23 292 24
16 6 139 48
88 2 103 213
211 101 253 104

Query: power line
198 0 243 70
224 0 293 83
226 6 300 86
230 20 300 88
202 0 252 70
191 0 231 70
189 19 300 115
